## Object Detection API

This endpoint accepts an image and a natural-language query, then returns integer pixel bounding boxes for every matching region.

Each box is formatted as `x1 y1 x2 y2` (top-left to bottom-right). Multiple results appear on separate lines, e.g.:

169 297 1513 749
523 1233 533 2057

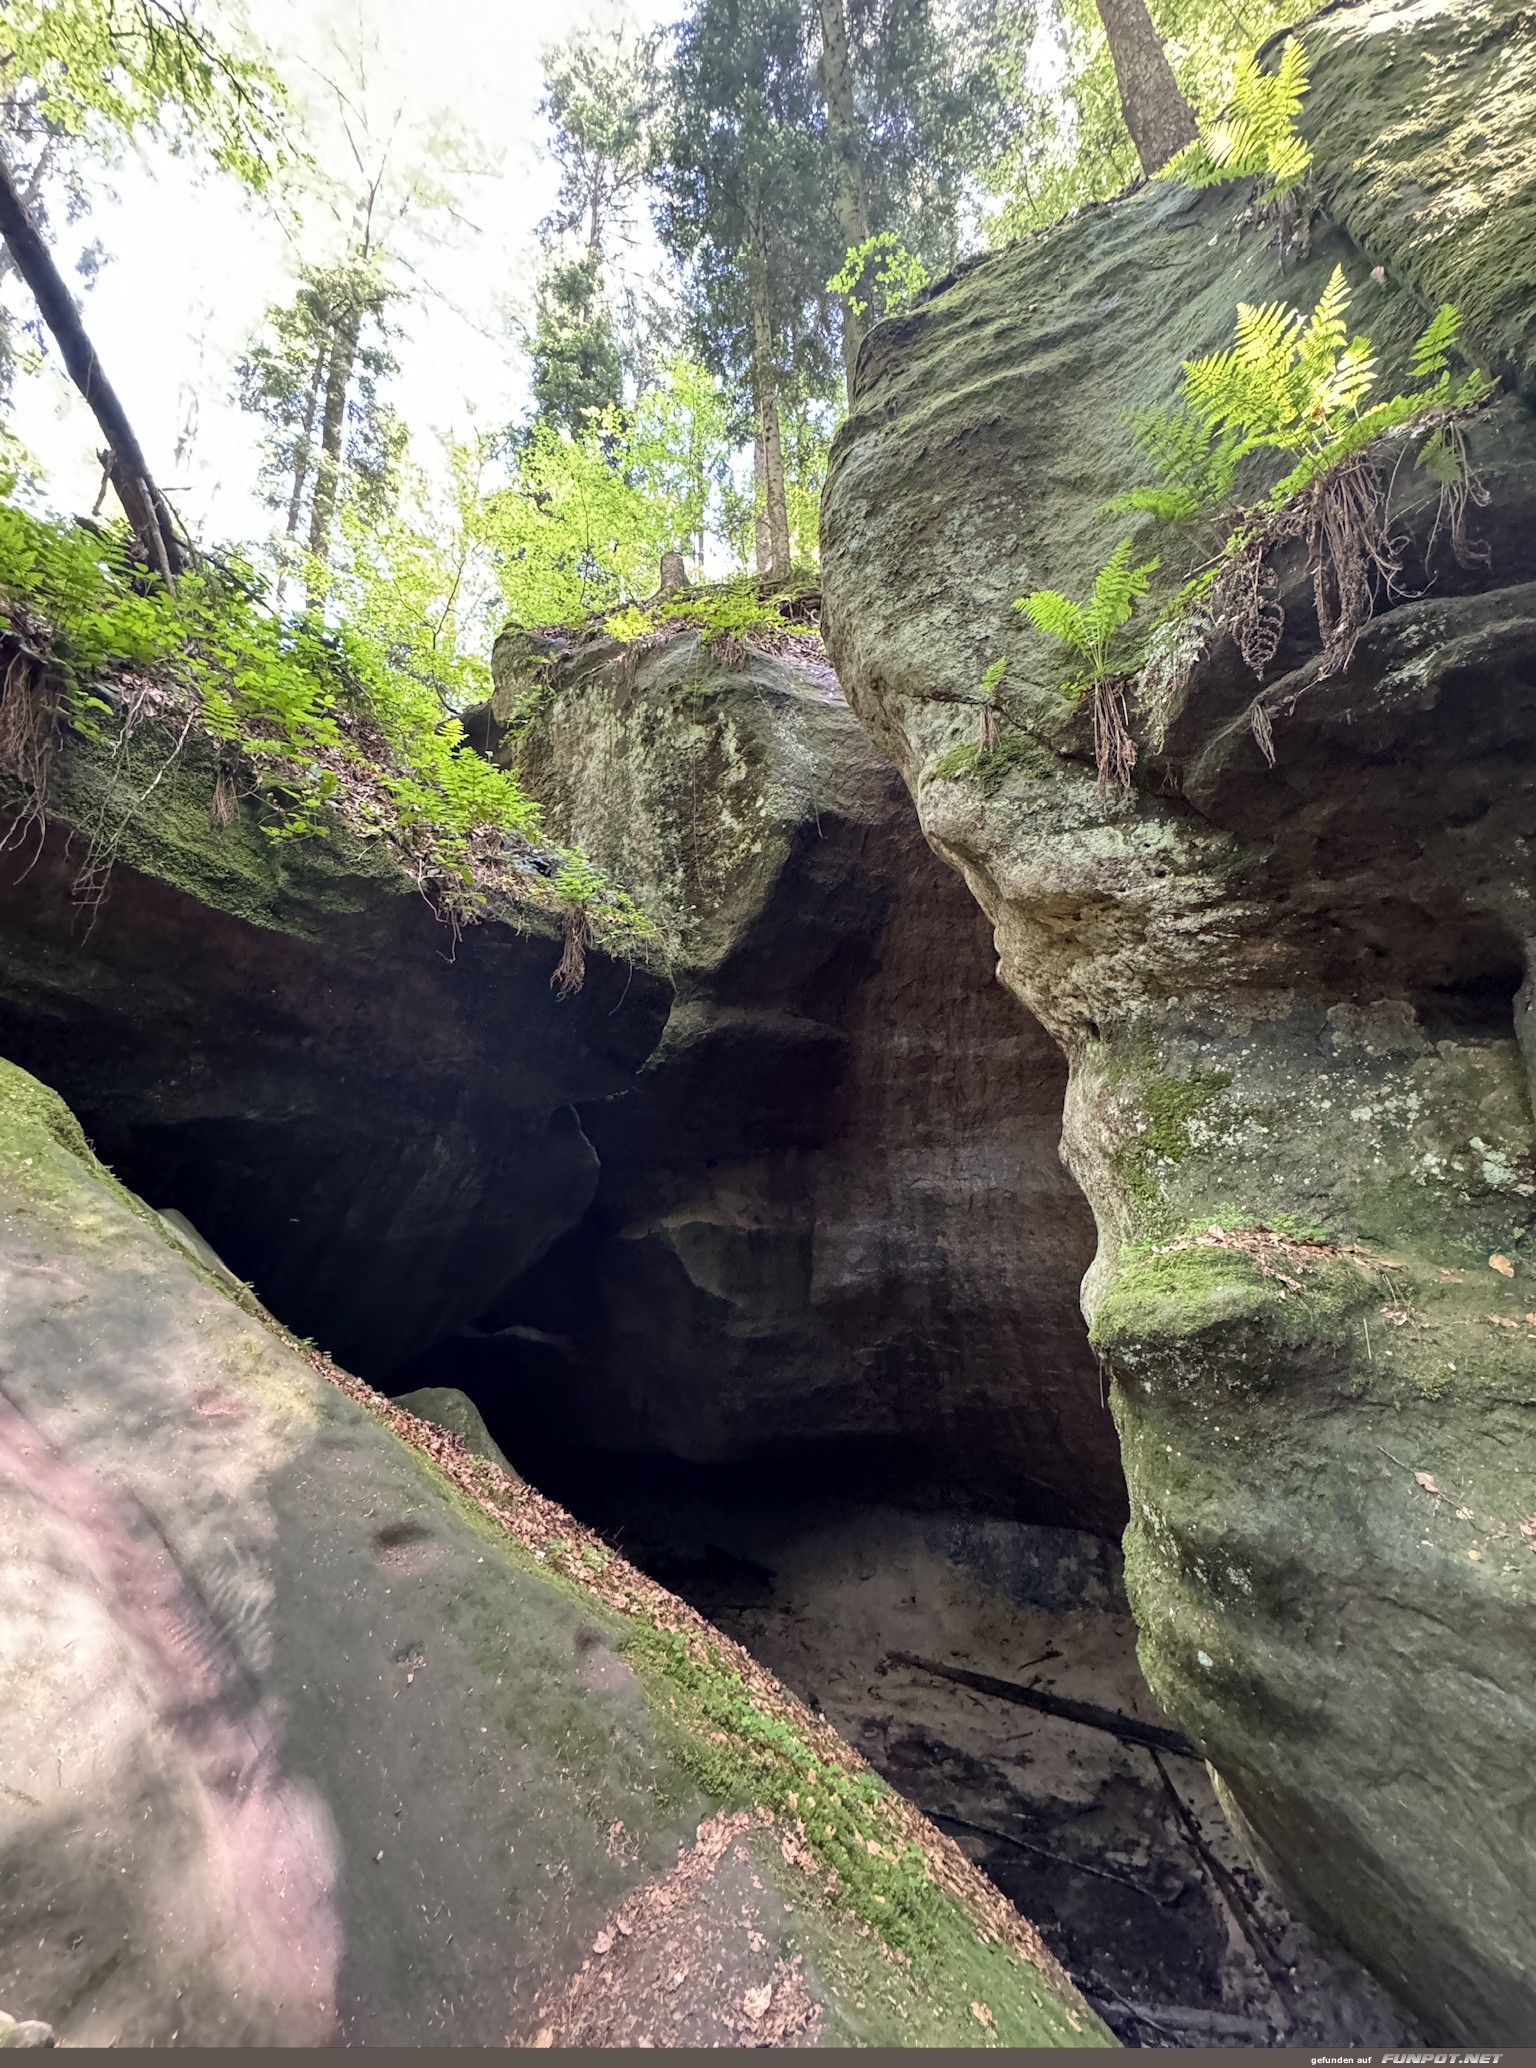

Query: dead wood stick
885 1649 1202 1759
927 1808 1177 1905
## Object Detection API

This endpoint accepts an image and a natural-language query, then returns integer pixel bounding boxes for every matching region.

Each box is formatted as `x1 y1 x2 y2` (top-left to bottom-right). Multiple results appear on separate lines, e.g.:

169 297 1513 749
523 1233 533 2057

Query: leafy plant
827 233 930 323
1018 540 1160 693
1164 37 1312 204
0 498 651 964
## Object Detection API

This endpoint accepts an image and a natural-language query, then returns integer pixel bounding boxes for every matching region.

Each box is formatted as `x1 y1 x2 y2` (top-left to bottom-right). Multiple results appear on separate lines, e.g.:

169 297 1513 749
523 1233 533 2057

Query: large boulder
0 721 670 1378
821 0 1536 2040
467 621 1122 1530
0 1056 1107 2047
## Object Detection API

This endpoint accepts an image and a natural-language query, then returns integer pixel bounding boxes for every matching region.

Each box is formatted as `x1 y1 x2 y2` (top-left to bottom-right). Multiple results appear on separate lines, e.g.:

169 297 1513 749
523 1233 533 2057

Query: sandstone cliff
821 0 1536 2039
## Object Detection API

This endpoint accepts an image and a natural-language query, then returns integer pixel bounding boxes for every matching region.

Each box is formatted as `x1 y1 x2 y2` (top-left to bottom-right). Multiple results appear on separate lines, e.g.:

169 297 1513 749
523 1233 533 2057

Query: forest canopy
0 0 1309 898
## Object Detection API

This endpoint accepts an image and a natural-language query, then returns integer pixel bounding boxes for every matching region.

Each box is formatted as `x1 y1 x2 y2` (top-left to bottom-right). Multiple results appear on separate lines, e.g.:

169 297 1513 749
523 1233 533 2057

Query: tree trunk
1093 0 1198 177
0 144 184 576
816 0 871 395
306 304 363 571
747 239 790 580
285 345 328 541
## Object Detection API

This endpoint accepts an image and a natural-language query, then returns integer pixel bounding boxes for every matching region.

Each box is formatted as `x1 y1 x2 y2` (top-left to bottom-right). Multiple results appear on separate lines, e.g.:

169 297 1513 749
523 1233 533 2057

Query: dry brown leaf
1490 1253 1515 1277
1415 1471 1440 1492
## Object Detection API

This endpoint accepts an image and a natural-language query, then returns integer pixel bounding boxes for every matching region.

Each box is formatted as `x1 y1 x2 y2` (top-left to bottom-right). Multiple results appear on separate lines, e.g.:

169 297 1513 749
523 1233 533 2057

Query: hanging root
1422 418 1492 573
211 762 239 828
1092 675 1138 792
978 705 999 754
1305 451 1403 677
0 641 63 845
551 905 590 999
1214 532 1288 679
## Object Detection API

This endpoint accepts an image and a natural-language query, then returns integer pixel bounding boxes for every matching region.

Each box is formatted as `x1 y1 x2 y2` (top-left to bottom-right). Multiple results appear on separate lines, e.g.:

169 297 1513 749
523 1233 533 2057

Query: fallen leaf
1415 1471 1440 1492
1456 1506 1474 1521
1520 1516 1536 1546
1438 1269 1465 1282
1490 1254 1515 1277
592 1928 615 1955
743 1985 773 2021
971 2002 994 2027
1468 1547 1483 1561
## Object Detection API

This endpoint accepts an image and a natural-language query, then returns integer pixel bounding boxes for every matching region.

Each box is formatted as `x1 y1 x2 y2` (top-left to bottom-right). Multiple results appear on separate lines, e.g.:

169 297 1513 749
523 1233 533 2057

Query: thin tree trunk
306 305 363 571
816 0 871 395
285 345 328 540
1093 0 1199 176
0 144 184 576
746 227 790 580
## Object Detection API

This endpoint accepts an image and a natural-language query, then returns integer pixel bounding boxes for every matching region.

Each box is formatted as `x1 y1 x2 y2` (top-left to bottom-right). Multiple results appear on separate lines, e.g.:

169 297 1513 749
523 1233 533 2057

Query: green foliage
827 233 931 322
0 498 535 859
1164 37 1312 202
604 574 805 654
983 0 1298 241
1117 270 1495 523
525 255 626 438
0 0 285 185
1018 539 1160 694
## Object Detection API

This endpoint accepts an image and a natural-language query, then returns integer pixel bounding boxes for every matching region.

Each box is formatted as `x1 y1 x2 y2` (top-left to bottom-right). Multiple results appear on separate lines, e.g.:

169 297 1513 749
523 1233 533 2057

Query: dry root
1092 674 1138 792
0 642 62 846
552 905 590 998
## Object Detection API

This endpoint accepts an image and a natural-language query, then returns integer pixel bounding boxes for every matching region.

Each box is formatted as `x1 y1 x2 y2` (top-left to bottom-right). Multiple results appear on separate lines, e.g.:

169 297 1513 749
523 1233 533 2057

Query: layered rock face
0 731 669 1377
465 624 1120 1529
821 0 1536 2040
0 1056 1107 2048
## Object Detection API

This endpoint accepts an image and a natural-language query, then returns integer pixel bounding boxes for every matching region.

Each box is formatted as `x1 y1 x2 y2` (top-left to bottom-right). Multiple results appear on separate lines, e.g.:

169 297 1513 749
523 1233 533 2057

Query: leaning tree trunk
1093 0 1199 176
816 0 871 395
746 224 791 581
0 146 185 577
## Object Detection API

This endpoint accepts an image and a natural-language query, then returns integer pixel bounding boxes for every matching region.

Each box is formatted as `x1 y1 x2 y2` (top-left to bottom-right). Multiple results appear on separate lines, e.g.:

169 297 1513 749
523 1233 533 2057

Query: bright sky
8 0 673 544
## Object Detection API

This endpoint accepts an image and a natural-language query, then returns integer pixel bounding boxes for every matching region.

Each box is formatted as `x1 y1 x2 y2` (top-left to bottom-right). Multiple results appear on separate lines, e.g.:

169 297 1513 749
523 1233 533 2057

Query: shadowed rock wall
455 626 1122 1531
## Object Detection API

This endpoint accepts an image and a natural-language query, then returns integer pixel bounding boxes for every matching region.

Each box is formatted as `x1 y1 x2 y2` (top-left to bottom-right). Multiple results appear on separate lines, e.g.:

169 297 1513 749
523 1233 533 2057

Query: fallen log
884 1649 1202 1759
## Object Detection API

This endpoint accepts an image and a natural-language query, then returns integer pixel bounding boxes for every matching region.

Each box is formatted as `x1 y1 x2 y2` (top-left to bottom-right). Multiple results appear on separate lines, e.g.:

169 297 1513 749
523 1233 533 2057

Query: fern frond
1019 589 1088 652
1410 303 1460 378
1083 540 1160 648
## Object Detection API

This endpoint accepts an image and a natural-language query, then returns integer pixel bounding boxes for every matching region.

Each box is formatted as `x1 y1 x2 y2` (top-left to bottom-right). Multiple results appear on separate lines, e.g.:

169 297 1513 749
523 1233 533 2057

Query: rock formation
460 619 1121 1529
0 726 669 1378
821 0 1536 2040
0 1055 1106 2047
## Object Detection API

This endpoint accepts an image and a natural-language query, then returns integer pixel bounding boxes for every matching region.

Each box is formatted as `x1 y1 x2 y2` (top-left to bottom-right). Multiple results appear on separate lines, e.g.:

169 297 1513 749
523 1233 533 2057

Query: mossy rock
0 1056 1108 2047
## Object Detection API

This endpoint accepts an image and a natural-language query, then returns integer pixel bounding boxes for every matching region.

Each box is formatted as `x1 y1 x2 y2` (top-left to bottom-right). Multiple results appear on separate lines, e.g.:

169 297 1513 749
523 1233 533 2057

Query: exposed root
551 905 590 998
978 704 999 753
1091 674 1137 791
0 641 62 843
211 762 238 828
1421 419 1492 573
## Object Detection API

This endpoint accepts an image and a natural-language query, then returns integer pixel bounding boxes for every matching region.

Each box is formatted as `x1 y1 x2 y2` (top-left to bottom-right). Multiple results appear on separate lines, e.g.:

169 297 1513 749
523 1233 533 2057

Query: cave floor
522 1465 1424 2049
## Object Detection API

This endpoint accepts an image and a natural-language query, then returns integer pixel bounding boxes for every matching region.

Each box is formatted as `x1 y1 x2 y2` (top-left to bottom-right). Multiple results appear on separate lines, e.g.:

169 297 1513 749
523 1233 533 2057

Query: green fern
1120 270 1492 525
1166 37 1313 201
1018 540 1160 695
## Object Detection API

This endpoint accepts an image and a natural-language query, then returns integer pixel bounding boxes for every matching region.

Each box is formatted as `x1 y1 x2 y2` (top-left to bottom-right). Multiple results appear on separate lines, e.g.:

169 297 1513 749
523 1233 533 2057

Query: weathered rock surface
461 624 1120 1529
0 1056 1107 2048
0 729 669 1378
821 0 1536 2039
